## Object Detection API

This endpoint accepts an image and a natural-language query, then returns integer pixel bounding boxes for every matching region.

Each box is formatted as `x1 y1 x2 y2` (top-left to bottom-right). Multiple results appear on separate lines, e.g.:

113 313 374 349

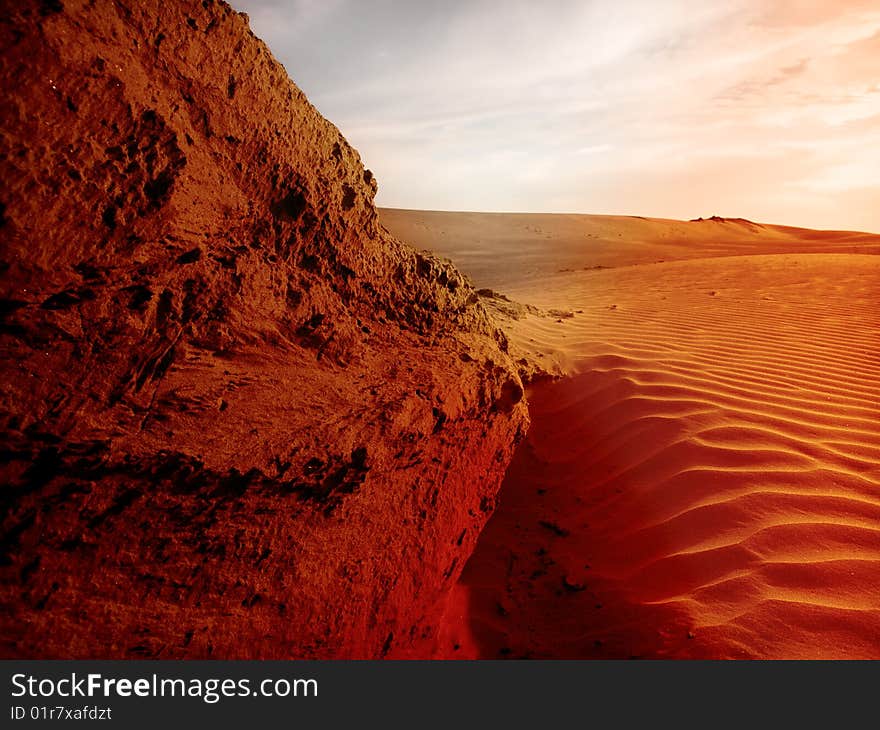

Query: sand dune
381 208 880 290
381 211 880 659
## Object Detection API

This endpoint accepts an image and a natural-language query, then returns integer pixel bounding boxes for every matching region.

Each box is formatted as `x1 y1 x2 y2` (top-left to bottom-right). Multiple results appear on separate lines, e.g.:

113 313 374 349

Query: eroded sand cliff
0 0 527 658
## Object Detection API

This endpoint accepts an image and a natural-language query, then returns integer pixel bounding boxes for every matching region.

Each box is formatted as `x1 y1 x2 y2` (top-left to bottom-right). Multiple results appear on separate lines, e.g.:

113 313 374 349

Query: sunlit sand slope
436 253 880 658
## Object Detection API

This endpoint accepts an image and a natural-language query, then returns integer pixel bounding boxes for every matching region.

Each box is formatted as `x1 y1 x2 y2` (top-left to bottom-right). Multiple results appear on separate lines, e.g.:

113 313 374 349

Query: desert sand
3 0 878 662
382 209 880 659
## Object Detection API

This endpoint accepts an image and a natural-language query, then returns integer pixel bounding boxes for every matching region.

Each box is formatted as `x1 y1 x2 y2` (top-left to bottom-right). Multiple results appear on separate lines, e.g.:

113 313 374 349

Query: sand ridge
381 208 880 290
380 211 880 659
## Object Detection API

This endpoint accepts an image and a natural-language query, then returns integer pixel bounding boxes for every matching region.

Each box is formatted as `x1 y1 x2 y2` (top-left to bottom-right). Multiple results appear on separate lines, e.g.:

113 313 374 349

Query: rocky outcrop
0 0 527 658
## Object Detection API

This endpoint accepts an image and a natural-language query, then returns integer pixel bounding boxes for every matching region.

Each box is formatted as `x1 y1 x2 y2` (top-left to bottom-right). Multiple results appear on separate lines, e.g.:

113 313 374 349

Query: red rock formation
0 0 527 658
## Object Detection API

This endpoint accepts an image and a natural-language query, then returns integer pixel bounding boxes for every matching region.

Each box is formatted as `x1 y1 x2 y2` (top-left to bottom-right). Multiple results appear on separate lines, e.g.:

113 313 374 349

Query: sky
233 0 880 232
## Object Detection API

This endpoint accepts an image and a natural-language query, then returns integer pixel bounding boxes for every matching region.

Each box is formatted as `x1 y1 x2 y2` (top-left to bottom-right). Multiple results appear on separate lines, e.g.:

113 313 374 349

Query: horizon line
377 206 880 237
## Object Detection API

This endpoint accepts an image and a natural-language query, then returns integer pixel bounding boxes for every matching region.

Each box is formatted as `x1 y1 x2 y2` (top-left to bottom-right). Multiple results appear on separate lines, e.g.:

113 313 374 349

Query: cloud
233 0 880 231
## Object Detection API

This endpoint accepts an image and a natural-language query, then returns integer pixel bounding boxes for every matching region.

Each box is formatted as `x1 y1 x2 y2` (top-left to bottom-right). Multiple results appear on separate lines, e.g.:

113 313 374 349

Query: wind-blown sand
382 209 880 659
